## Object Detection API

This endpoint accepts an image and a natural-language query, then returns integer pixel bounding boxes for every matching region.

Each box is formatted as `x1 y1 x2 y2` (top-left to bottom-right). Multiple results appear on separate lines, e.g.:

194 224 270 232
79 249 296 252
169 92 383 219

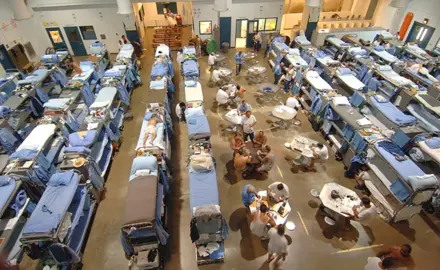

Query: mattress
187 114 211 140
150 78 167 90
285 54 308 68
336 73 365 91
406 69 437 86
151 62 169 80
369 97 416 127
17 124 56 152
72 69 94 82
183 60 199 77
185 82 203 103
0 179 16 213
375 142 425 182
136 121 165 150
418 141 440 164
414 93 440 116
90 87 117 110
295 36 311 45
327 37 350 48
377 69 415 87
305 71 332 91
23 171 80 235
189 169 219 211
407 103 440 132
372 50 397 63
43 98 72 110
155 44 170 58
329 102 370 130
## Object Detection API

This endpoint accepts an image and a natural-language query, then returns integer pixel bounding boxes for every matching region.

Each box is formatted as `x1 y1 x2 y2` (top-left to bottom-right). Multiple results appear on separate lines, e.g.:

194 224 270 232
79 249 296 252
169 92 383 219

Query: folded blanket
374 95 388 103
10 149 39 160
407 174 439 192
426 137 440 149
150 78 166 90
338 68 352 76
185 80 197 87
374 46 385 52
69 130 98 147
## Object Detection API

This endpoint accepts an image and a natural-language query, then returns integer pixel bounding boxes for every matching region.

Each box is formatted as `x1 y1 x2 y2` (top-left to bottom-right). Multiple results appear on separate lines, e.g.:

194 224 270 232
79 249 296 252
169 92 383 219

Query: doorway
235 19 248 48
45 27 67 50
64 27 88 56
246 20 259 48
0 45 16 70
405 22 436 49
220 17 231 48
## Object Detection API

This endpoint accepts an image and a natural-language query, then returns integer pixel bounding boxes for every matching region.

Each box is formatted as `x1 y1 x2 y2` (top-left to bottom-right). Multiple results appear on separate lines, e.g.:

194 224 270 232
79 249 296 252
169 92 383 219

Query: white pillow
379 65 392 71
134 169 151 177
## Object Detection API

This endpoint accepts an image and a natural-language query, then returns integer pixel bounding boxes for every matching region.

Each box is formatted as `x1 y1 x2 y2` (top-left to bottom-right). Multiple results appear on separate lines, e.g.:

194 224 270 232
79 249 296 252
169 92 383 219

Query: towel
338 68 352 76
390 179 410 201
426 137 440 149
374 95 388 103
356 118 372 127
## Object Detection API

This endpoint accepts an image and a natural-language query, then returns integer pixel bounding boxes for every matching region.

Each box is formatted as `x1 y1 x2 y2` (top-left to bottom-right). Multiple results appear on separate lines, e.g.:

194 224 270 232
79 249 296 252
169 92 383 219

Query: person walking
241 110 257 142
235 51 245 76
274 62 284 85
267 225 288 265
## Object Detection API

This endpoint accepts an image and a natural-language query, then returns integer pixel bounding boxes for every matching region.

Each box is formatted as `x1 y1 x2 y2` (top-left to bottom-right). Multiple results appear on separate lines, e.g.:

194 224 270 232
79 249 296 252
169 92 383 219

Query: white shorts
146 125 156 133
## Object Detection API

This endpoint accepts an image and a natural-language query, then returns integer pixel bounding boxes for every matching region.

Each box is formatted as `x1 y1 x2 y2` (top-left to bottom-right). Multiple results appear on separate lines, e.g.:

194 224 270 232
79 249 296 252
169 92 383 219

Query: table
290 136 319 167
244 141 262 164
249 191 291 225
271 105 297 129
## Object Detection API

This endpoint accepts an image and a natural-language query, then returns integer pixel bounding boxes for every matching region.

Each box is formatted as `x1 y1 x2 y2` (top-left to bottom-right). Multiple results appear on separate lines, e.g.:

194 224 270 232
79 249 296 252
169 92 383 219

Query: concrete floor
21 37 439 269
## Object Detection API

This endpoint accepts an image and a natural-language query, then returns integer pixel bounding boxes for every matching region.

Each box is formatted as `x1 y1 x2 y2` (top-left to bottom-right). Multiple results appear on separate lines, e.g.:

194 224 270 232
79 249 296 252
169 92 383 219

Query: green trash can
206 39 217 54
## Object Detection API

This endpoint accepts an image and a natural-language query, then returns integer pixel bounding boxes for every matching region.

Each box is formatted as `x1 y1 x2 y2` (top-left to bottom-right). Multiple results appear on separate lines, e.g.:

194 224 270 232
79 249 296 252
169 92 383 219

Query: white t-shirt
216 89 229 104
254 33 262 43
364 257 382 270
373 40 381 47
285 69 294 81
359 171 371 182
357 205 377 226
268 182 290 201
212 70 221 82
177 52 184 64
208 54 216 66
409 63 420 73
317 146 329 160
242 115 257 134
286 97 301 109
175 104 183 119
268 228 288 256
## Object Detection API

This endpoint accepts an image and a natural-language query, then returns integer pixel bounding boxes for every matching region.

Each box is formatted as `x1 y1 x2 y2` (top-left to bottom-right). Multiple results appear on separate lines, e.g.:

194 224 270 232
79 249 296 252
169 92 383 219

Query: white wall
396 0 440 49
372 0 399 30
193 0 284 47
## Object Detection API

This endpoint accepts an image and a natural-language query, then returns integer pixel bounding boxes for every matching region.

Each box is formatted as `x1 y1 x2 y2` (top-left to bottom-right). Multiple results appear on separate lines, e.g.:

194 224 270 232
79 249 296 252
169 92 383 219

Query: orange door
399 12 414 40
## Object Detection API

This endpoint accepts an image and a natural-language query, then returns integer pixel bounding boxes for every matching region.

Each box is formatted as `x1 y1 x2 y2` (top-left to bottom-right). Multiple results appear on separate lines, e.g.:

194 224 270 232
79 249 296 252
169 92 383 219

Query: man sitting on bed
142 113 163 146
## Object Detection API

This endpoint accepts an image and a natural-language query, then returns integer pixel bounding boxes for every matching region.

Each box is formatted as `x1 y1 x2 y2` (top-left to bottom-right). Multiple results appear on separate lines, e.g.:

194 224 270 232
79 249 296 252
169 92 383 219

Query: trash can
222 42 229 53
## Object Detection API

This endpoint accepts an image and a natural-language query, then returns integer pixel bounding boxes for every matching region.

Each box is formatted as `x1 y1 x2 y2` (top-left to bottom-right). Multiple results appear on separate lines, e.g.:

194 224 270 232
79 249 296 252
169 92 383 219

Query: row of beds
277 34 440 223
0 43 141 268
182 47 228 265
119 44 174 270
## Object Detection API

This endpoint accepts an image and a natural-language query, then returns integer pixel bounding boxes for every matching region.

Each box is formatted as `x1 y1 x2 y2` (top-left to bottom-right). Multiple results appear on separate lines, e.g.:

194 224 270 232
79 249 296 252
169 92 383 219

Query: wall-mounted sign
42 21 59 27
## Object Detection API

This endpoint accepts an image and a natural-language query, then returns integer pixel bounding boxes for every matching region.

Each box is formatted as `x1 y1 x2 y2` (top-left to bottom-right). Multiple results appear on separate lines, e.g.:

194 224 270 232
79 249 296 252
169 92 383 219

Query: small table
249 190 291 225
290 136 319 167
224 109 242 132
271 105 297 129
244 141 262 165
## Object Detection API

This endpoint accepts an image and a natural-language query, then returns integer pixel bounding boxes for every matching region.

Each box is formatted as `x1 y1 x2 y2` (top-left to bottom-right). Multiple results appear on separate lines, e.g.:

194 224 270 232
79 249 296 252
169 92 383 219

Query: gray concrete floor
65 49 439 269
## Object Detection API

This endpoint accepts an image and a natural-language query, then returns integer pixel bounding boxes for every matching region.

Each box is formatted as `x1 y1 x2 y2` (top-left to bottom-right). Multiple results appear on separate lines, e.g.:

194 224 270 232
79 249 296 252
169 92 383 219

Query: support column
301 0 323 41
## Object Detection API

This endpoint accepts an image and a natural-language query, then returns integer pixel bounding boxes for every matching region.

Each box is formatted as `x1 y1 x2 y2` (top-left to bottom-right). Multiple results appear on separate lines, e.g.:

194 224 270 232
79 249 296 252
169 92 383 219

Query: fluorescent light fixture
420 28 428 41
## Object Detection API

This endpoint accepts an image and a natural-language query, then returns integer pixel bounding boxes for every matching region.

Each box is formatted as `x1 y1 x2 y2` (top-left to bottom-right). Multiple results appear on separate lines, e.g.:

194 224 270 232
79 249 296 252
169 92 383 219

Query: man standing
273 62 284 85
284 65 295 93
208 53 216 71
241 111 257 142
267 226 288 265
235 51 245 76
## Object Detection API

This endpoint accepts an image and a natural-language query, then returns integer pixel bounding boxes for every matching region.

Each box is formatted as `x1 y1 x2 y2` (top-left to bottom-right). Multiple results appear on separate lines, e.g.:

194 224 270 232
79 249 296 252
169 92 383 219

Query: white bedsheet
225 109 242 125
418 141 440 164
17 124 56 152
90 87 117 110
135 121 165 150
155 44 170 58
305 71 332 91
406 44 426 56
285 54 308 68
72 69 94 82
336 72 365 90
185 82 203 103
372 50 397 63
316 56 340 67
378 69 415 87
327 37 350 48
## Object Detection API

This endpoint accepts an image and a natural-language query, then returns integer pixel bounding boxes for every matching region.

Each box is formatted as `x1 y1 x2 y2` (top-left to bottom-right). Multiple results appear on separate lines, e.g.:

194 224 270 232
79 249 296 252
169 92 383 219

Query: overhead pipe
116 0 133 15
7 0 32 20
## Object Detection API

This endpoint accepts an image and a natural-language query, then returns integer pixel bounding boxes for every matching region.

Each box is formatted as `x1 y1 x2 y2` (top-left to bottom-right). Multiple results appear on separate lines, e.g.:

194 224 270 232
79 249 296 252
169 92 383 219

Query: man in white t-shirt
267 226 288 264
212 69 221 84
267 182 290 202
208 53 216 71
353 197 378 227
241 111 257 142
285 94 301 110
216 88 230 106
307 143 328 171
364 257 394 270
355 165 371 190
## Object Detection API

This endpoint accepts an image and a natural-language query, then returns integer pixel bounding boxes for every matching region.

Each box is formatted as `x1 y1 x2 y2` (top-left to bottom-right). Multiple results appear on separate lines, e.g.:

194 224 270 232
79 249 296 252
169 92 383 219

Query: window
156 2 178 15
255 18 277 31
79 26 97 40
49 30 63 44
199 21 212 35
264 18 277 31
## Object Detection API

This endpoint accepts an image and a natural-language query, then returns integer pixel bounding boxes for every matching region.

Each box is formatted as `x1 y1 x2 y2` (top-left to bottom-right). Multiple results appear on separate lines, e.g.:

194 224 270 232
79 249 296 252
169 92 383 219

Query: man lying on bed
142 113 163 146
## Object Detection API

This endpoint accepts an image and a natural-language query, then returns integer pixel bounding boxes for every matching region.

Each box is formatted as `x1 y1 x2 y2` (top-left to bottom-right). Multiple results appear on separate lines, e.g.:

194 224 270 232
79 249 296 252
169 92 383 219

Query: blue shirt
274 65 283 76
235 53 244 64
238 103 251 113
242 184 256 207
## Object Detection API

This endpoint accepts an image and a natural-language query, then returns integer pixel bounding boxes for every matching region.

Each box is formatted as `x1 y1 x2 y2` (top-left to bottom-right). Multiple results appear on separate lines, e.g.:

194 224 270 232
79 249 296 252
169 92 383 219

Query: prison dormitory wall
192 0 284 47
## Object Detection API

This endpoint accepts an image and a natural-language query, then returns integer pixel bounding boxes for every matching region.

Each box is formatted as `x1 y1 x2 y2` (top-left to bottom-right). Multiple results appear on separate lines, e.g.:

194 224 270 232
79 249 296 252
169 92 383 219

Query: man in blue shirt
235 51 244 75
273 62 284 85
238 100 251 113
242 184 259 208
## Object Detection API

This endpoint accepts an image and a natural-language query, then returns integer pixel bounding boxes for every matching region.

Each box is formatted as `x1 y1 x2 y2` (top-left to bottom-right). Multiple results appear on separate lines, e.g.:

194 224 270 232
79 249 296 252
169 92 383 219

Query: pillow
130 156 158 176
185 106 204 118
134 169 151 177
288 48 300 56
185 80 197 87
374 46 385 52
190 154 214 172
407 174 439 192
425 137 440 149
0 176 10 187
338 68 352 76
378 65 392 71
332 96 350 106
374 95 388 103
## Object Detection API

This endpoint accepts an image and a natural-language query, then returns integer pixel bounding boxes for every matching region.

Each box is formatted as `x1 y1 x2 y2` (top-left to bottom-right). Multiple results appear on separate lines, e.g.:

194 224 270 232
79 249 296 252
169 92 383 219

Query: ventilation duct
389 0 409 8
116 0 133 15
306 0 321 7
7 0 32 20
213 0 228 12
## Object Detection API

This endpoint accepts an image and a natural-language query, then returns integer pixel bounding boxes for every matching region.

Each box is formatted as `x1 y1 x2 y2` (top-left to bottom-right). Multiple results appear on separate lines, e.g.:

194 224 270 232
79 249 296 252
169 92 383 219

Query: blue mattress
150 63 168 80
182 60 199 77
407 103 440 132
370 97 416 126
0 178 16 213
375 142 425 182
187 114 210 139
23 171 80 235
189 169 219 211
183 46 196 55
91 129 109 165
